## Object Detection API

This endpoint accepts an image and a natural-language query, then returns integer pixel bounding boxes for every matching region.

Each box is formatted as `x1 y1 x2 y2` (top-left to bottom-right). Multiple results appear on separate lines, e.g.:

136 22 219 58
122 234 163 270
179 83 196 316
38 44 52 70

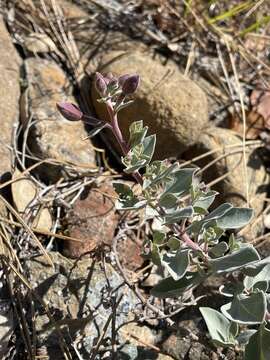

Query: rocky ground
0 1 270 359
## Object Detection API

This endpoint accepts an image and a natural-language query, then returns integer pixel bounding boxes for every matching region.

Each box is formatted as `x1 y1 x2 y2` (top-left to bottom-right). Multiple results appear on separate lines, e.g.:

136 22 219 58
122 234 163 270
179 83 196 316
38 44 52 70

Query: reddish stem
105 100 205 254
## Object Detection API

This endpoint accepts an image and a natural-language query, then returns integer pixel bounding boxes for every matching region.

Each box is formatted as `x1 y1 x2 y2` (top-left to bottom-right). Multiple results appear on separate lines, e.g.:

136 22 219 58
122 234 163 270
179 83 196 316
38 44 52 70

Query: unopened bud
56 102 83 121
118 74 130 86
95 72 107 96
122 74 140 95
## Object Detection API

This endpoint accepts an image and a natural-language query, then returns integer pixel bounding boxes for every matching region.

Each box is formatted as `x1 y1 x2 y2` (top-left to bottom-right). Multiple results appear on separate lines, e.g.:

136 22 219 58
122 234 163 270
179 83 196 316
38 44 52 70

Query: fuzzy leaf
143 161 178 190
153 231 166 245
245 325 270 360
221 292 267 325
129 120 148 147
200 307 237 346
158 193 178 209
124 135 156 173
242 257 270 277
164 168 197 197
193 190 218 211
150 272 205 298
113 182 146 210
142 135 156 164
163 206 194 224
210 241 229 258
216 207 253 229
209 245 260 274
188 203 233 234
167 236 181 250
244 264 270 291
236 330 257 346
161 249 189 281
204 203 233 222
151 244 161 266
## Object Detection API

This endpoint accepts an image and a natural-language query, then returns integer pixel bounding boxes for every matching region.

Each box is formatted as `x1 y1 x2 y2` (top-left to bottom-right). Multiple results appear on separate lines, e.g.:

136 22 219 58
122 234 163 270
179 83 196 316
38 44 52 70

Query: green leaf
167 236 181 250
200 307 236 346
151 272 205 298
244 264 270 291
209 241 229 258
123 135 156 173
153 231 166 245
188 203 233 234
151 244 161 266
161 249 189 281
203 226 224 244
209 245 260 274
158 193 178 209
219 283 244 298
245 325 270 360
221 292 267 325
204 203 233 222
142 135 156 165
163 206 194 224
216 207 253 229
164 168 197 197
242 257 270 276
236 330 257 346
143 161 178 190
113 182 146 210
193 190 218 211
129 120 148 147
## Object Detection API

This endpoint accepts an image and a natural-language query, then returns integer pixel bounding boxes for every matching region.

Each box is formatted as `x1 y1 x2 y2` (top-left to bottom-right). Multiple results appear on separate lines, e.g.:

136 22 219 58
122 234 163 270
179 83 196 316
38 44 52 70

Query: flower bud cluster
95 72 140 97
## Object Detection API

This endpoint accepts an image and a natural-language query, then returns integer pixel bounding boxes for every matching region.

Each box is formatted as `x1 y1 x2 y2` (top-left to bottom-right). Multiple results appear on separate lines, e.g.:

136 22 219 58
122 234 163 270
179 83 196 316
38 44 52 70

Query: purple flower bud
95 72 107 96
118 74 130 86
121 74 140 95
56 102 83 121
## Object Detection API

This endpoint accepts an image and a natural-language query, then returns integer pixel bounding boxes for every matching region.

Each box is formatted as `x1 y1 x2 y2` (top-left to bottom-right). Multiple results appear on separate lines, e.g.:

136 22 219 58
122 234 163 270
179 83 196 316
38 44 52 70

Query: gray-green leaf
209 245 260 274
164 168 197 197
216 207 253 229
221 292 266 325
200 307 237 346
161 249 189 281
245 325 270 360
151 272 205 298
163 206 194 224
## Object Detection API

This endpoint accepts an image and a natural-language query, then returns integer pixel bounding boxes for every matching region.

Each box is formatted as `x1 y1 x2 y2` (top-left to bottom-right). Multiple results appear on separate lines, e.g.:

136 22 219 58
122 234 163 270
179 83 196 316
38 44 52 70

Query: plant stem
106 100 205 254
106 101 143 186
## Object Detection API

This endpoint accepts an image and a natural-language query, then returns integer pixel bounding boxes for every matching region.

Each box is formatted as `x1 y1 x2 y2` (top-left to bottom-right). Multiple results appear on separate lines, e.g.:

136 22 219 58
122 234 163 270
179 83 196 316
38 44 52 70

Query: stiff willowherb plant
58 73 270 359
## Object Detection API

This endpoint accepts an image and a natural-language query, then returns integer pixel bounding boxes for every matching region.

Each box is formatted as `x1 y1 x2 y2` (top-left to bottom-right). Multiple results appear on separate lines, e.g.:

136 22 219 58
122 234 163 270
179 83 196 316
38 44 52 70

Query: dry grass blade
0 195 53 267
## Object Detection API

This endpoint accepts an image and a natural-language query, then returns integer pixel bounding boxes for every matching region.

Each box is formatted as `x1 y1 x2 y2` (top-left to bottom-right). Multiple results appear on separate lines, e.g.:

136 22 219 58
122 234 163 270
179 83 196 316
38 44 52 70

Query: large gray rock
24 58 96 181
27 252 164 359
92 51 209 160
0 17 21 178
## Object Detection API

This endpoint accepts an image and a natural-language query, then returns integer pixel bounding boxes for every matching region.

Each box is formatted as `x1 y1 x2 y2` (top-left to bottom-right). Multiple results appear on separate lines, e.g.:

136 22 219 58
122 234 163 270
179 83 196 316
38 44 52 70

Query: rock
12 168 52 232
63 182 119 258
161 318 237 360
57 0 88 19
184 127 268 238
0 17 21 178
91 51 209 160
116 232 144 271
24 33 57 54
26 252 149 359
24 58 96 181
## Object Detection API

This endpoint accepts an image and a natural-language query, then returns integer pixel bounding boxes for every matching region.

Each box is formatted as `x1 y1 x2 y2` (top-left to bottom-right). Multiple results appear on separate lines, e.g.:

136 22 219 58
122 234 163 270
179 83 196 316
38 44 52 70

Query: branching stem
106 101 205 254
